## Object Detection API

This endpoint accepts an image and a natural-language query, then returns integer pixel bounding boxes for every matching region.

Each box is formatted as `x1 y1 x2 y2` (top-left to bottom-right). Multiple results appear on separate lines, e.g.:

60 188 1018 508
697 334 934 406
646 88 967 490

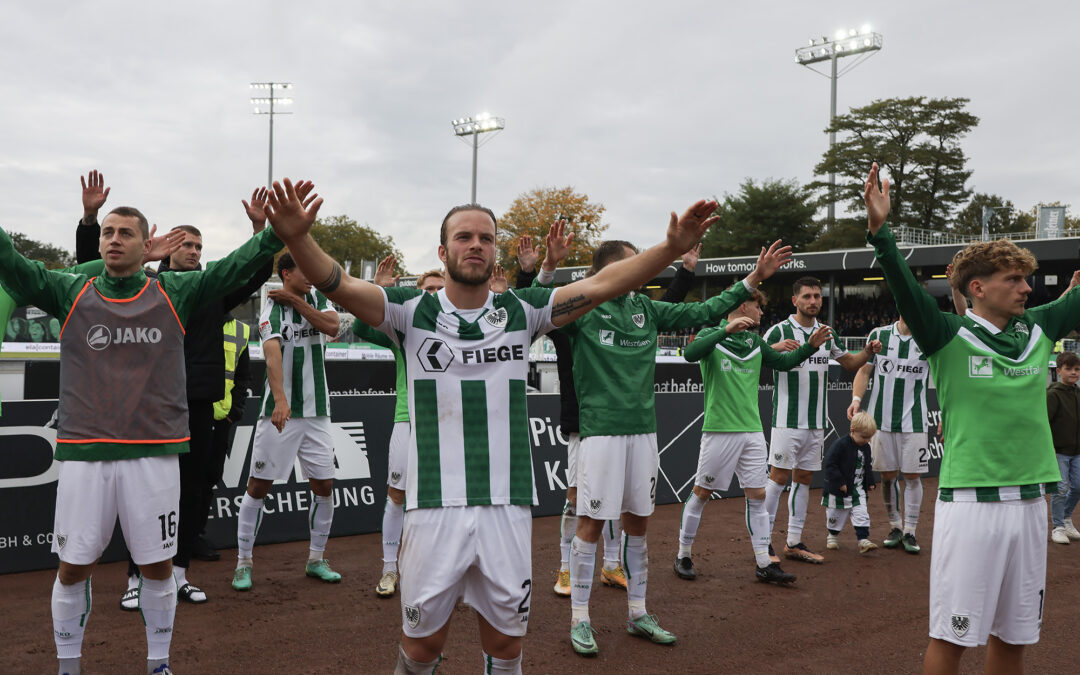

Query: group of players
0 161 1070 674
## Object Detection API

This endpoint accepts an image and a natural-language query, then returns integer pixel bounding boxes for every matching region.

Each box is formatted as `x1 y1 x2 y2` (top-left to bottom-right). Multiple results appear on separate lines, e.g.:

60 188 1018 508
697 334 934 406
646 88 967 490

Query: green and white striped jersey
821 452 867 509
258 291 333 418
865 323 930 433
764 316 847 430
379 286 556 510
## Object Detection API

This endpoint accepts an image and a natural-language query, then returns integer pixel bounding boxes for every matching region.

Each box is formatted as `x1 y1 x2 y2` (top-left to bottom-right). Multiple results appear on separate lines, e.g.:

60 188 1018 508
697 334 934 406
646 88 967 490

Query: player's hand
666 200 719 256
1068 270 1080 293
839 485 847 493
725 316 755 334
489 263 508 293
771 339 800 353
265 178 322 242
682 243 702 271
242 187 270 233
268 288 303 308
808 325 833 349
846 399 861 420
81 170 110 220
541 219 574 271
373 254 400 288
271 401 291 432
864 162 890 235
143 225 186 263
516 234 538 273
745 239 793 286
868 484 877 491
863 339 882 355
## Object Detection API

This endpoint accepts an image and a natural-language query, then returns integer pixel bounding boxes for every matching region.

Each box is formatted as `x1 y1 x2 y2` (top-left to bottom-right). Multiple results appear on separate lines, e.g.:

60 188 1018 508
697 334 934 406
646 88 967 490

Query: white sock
623 534 648 619
678 493 708 559
127 574 140 591
138 576 176 661
569 536 596 623
746 498 772 568
882 479 901 529
602 519 622 569
382 498 404 573
394 644 441 674
483 651 523 674
172 565 187 587
52 576 91 660
764 479 785 531
559 500 576 572
903 477 923 535
236 492 264 561
309 493 334 557
786 482 809 547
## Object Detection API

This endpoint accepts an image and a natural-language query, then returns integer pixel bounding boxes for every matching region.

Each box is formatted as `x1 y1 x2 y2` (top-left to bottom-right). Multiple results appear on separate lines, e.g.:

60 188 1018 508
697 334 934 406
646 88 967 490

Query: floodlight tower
451 113 505 204
795 27 882 226
250 82 294 188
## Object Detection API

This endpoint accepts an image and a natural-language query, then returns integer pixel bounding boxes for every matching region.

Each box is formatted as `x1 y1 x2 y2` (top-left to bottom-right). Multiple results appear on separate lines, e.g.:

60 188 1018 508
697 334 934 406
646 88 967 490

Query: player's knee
309 478 333 497
882 471 899 481
138 559 173 581
903 474 921 484
387 487 405 505
622 513 648 536
769 466 791 483
246 477 272 500
562 499 576 517
692 485 712 501
575 516 604 542
745 487 766 501
401 633 446 665
792 469 813 485
57 562 92 586
566 487 577 503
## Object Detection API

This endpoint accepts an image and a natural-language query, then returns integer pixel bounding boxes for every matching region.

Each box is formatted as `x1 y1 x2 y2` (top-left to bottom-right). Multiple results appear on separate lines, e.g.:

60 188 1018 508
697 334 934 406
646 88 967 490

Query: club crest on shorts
773 452 783 462
56 534 67 549
950 614 970 639
404 604 421 629
589 498 602 514
704 475 715 485
391 471 402 484
484 307 508 328
254 460 266 473
631 313 645 328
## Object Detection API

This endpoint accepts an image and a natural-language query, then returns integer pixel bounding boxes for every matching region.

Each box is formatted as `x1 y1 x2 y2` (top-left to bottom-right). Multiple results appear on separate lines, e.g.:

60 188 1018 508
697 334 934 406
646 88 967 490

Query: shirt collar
966 309 1003 335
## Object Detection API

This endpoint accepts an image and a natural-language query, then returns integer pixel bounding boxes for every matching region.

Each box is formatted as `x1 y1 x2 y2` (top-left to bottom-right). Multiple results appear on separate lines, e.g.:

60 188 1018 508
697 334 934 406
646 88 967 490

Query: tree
8 231 74 269
497 186 608 271
951 193 1032 236
700 178 818 257
309 215 404 276
810 96 978 231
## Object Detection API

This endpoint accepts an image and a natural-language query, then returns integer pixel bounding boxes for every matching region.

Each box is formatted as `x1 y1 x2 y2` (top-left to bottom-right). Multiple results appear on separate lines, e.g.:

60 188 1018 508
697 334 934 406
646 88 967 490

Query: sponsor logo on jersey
280 325 320 342
950 614 970 638
404 604 421 629
86 324 162 350
461 344 525 364
391 471 402 484
878 359 894 374
484 307 508 328
968 356 993 378
1003 364 1040 377
589 498 602 514
620 338 652 348
632 313 645 328
600 314 612 319
721 359 733 372
599 330 614 346
418 338 455 372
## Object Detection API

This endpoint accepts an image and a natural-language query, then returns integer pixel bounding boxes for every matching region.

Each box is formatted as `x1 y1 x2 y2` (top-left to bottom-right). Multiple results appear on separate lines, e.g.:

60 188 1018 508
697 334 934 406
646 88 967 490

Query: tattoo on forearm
315 264 343 293
551 294 589 318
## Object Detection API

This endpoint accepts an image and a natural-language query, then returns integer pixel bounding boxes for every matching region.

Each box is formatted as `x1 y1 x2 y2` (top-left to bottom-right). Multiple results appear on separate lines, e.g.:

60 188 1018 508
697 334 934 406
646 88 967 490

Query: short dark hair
440 205 498 247
748 288 769 305
792 276 822 295
171 224 202 238
587 240 638 277
277 252 297 282
1058 351 1080 369
105 206 150 239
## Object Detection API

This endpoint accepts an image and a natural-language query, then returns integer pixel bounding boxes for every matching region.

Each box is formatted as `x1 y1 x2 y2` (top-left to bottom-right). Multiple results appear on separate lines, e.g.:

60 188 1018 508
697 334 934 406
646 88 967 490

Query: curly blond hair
849 411 878 437
950 240 1037 300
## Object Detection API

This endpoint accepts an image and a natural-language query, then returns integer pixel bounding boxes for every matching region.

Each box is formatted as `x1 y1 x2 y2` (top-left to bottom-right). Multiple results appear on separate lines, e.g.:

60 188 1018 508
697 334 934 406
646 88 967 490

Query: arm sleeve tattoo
315 263 343 294
550 293 589 319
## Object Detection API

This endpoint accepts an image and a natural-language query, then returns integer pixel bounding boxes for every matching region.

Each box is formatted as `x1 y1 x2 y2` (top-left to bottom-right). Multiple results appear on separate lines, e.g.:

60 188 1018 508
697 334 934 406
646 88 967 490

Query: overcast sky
1 1 1076 272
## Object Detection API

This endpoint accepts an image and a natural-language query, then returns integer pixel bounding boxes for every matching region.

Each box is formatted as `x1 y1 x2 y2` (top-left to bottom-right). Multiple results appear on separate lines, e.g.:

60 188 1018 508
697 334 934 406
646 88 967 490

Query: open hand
373 254 400 288
265 178 322 241
517 235 538 273
242 187 270 232
746 240 793 286
682 243 702 271
490 263 508 293
864 162 890 235
808 324 833 349
143 224 186 263
666 200 720 255
81 170 110 219
542 219 575 271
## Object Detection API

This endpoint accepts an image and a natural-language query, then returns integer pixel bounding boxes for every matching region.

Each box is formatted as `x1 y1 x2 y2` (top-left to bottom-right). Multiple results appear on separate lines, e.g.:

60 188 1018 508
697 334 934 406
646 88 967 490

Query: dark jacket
76 219 273 400
1047 381 1080 456
823 435 876 498
516 265 696 434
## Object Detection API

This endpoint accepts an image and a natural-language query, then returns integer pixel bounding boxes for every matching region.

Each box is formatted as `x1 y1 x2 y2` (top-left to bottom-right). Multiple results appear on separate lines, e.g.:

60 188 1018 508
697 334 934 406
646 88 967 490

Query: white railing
892 225 1080 247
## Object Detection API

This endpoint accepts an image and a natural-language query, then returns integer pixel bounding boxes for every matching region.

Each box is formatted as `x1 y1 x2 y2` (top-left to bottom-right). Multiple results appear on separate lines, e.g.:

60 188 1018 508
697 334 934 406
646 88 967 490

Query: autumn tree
309 215 404 277
497 187 608 271
700 178 818 257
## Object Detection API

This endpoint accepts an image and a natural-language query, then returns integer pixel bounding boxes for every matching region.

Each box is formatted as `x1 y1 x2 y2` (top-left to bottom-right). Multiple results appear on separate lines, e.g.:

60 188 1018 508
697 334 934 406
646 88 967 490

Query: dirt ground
3 477 1079 674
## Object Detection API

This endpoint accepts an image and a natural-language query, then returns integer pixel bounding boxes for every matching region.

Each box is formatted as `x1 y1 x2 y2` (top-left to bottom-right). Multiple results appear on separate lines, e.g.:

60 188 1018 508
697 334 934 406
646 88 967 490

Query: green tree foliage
951 193 1033 236
497 186 608 271
700 178 818 257
309 215 404 276
810 96 978 231
9 231 74 269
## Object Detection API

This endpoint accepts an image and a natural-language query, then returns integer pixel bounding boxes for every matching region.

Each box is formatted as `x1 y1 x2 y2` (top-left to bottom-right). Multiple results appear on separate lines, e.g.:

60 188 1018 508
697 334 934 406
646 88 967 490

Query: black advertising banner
0 388 940 575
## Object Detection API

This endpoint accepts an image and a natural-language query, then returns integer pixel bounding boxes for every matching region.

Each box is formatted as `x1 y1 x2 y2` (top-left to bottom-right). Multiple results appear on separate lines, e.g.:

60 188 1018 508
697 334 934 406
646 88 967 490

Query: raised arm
264 179 386 327
0 227 84 318
76 170 109 263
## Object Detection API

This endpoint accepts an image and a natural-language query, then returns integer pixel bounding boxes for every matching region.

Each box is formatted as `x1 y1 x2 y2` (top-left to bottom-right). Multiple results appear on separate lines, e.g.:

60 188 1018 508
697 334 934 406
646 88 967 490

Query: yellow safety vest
213 319 252 421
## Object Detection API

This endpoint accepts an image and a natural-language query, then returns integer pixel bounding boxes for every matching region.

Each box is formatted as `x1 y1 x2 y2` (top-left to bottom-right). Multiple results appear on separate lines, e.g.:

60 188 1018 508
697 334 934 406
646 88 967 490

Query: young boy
822 412 878 553
1048 351 1080 544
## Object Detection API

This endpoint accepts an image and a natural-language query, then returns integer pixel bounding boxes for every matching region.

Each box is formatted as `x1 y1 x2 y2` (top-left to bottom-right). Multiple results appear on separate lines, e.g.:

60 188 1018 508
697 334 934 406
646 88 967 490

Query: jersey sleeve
1027 286 1080 341
511 286 556 338
379 286 422 348
258 301 283 344
652 280 752 331
760 335 817 371
763 323 783 346
828 337 848 360
351 317 394 348
683 325 725 363
314 290 334 312
865 328 879 364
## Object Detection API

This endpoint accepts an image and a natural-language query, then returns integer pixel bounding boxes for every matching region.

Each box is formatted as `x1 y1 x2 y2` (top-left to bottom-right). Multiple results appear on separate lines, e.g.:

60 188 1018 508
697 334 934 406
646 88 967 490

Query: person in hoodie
1048 351 1080 544
821 411 879 554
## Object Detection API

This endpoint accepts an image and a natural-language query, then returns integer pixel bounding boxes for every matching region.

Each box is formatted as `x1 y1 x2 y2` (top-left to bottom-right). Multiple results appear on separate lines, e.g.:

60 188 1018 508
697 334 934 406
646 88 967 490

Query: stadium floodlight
451 112 506 204
794 27 883 227
250 82 294 188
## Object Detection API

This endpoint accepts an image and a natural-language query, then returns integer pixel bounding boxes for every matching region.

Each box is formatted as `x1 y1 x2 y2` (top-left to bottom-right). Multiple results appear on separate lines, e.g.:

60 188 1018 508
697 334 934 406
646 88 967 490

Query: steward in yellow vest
213 318 252 421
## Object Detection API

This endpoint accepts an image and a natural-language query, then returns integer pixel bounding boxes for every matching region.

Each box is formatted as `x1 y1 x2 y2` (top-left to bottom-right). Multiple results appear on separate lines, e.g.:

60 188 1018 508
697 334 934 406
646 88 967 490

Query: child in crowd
822 412 879 553
1048 351 1080 544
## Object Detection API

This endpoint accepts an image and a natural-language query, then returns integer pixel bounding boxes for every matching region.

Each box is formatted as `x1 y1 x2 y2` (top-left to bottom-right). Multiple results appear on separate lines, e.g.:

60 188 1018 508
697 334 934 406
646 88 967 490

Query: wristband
537 267 555 285
851 396 861 402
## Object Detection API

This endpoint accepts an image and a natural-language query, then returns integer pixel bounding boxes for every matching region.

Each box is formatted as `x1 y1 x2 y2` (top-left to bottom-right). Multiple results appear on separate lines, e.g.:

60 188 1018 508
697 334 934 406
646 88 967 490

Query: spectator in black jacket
514 232 701 597
821 411 878 554
77 172 274 605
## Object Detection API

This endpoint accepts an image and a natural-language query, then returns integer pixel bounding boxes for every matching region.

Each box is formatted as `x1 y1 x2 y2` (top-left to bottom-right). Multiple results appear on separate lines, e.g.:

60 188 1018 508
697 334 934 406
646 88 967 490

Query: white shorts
929 499 1047 647
399 505 532 638
871 430 929 474
250 416 336 481
566 432 580 488
577 433 658 521
768 427 824 471
52 455 180 566
387 421 410 489
694 432 768 492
